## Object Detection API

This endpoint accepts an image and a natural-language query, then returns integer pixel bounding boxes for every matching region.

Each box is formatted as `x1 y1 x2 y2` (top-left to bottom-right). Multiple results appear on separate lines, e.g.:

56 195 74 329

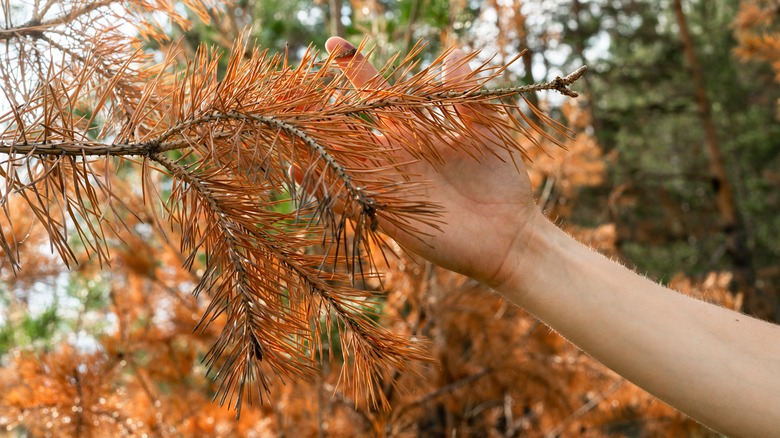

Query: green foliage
66 274 110 313
0 273 112 357
0 305 62 354
547 0 780 281
246 0 330 53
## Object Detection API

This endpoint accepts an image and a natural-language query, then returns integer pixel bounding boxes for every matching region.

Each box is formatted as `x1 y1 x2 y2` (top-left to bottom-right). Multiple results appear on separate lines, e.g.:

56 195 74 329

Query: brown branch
150 151 426 411
211 111 381 213
1 61 587 160
2 59 585 199
0 136 227 157
543 379 624 438
391 367 493 422
148 151 405 402
0 1 115 41
1 110 385 220
0 141 158 156
151 153 281 413
507 65 587 97
321 65 588 116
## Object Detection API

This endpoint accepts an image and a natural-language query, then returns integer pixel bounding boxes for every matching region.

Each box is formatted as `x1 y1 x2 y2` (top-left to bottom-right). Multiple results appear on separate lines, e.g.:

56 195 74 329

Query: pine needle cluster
733 0 780 80
0 1 584 413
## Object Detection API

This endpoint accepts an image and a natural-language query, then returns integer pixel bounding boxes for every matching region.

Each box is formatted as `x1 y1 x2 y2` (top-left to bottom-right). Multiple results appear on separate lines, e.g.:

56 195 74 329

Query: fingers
325 37 404 151
442 49 489 122
442 49 478 92
325 37 389 90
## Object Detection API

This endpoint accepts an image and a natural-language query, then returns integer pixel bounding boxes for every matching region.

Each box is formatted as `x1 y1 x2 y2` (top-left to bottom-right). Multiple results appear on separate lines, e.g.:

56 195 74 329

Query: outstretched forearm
496 210 780 437
323 36 779 435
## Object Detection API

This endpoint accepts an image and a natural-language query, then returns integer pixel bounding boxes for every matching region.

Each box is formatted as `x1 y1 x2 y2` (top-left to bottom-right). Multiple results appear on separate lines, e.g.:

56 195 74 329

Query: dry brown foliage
0 0 589 415
733 0 780 81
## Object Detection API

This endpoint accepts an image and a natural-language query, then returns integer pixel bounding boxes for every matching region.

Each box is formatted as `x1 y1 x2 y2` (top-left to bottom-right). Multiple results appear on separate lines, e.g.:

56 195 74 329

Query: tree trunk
403 0 421 54
672 0 776 320
518 23 540 125
329 0 344 37
571 0 600 136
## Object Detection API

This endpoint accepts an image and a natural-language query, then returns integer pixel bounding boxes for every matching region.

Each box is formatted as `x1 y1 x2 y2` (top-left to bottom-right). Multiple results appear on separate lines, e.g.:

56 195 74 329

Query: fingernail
333 43 357 59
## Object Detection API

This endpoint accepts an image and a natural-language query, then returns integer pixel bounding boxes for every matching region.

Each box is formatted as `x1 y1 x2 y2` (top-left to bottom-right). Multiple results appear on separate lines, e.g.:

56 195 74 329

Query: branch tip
552 66 588 98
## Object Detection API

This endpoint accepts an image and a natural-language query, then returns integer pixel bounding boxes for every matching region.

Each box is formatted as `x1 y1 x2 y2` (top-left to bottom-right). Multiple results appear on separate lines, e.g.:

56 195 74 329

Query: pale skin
324 37 780 437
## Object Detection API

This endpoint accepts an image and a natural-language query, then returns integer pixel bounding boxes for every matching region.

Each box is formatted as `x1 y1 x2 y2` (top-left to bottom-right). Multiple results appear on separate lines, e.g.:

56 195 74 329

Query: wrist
488 207 552 302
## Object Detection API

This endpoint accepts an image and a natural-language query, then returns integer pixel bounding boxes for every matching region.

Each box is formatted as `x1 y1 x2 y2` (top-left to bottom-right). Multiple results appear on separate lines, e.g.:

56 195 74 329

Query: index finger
325 37 422 159
442 49 495 121
325 37 390 90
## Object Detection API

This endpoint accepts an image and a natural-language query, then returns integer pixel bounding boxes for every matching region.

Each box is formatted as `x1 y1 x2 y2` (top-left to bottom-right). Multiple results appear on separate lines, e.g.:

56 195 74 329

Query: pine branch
0 1 113 41
151 152 428 413
0 19 587 414
324 65 588 115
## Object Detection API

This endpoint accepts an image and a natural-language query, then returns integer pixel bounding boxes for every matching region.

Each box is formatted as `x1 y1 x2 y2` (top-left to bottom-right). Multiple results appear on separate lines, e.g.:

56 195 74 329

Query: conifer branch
322 65 589 117
0 7 587 412
151 152 425 413
0 1 112 41
152 110 379 212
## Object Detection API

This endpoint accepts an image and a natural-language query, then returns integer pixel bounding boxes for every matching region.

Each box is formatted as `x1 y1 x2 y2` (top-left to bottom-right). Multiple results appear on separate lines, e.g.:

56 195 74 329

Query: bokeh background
1 0 778 436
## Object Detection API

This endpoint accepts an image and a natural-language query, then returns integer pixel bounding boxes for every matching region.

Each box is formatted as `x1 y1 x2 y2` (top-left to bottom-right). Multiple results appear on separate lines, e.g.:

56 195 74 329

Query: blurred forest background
1 0 779 436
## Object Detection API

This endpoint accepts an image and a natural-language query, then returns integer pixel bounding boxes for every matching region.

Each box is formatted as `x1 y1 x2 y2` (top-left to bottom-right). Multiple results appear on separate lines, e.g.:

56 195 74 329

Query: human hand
331 39 780 438
324 37 542 288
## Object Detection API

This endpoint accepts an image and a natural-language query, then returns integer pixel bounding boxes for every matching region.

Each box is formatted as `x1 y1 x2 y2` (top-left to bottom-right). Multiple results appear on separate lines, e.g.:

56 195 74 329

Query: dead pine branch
0 14 586 414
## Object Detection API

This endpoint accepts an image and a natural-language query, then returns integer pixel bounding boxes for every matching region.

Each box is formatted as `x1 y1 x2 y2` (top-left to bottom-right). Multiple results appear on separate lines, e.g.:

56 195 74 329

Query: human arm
324 37 780 436
498 209 780 437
